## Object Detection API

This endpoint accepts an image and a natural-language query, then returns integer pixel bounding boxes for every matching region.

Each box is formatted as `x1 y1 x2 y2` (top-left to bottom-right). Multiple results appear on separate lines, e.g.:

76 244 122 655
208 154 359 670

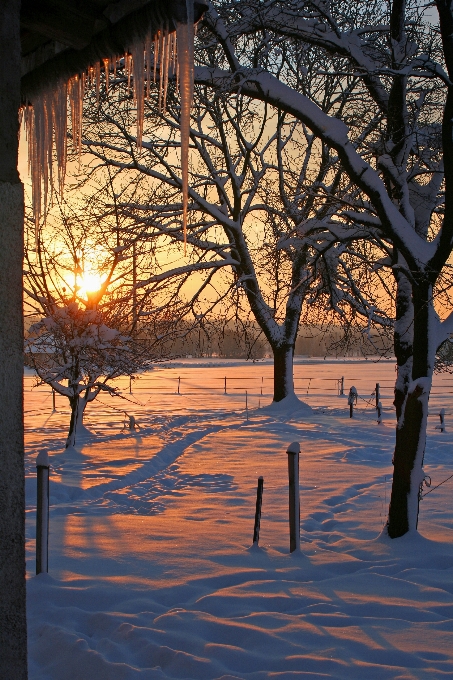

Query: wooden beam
0 1 27 678
21 0 108 50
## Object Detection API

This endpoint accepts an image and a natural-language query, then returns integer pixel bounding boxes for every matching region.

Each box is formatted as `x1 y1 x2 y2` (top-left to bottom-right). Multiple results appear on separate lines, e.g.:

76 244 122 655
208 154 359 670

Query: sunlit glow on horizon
78 270 106 299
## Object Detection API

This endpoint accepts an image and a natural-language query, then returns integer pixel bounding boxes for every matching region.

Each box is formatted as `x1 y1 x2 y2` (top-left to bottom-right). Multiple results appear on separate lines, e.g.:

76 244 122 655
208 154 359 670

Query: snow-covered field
25 359 453 679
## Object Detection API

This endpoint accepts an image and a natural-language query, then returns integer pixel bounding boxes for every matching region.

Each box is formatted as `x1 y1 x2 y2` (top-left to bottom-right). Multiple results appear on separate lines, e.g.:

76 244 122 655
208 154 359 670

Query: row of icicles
21 20 194 247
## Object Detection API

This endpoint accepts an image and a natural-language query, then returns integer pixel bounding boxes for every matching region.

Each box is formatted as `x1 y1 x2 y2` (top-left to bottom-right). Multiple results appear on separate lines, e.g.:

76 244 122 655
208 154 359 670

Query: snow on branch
194 65 435 268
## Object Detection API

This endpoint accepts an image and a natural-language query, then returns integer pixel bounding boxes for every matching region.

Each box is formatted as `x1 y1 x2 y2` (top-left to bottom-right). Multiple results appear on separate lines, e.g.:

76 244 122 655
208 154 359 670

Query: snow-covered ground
25 359 453 679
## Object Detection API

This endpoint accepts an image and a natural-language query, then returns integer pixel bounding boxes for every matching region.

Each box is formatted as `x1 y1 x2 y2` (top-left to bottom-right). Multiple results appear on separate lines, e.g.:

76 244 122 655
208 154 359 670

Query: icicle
145 33 152 99
158 31 164 106
170 32 177 73
95 62 101 103
52 82 67 194
176 0 195 252
22 10 196 251
153 33 159 83
162 31 171 113
25 103 40 238
130 41 145 147
68 74 84 160
158 33 166 112
103 59 110 94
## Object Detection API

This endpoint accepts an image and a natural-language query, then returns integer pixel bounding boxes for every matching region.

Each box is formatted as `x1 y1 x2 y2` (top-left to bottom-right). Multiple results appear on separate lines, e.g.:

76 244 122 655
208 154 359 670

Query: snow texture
260 391 313 416
25 359 453 679
35 450 49 468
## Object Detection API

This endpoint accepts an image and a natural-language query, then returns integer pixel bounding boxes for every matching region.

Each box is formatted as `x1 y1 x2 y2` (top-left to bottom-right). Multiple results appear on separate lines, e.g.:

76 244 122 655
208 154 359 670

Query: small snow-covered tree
24 201 170 449
27 302 147 448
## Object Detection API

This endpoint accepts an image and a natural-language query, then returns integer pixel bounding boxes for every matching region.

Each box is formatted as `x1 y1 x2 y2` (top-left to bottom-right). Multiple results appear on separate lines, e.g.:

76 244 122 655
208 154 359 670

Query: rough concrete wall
0 1 28 679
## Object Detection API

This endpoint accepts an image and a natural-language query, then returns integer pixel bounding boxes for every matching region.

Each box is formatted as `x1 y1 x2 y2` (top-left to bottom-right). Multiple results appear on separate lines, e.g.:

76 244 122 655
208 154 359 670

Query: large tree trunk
66 396 88 449
272 344 295 402
393 269 414 420
0 2 28 679
387 281 434 538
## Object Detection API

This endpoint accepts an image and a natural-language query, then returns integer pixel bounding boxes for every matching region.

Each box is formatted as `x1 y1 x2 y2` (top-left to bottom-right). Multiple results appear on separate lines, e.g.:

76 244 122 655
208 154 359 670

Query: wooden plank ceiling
20 0 206 100
21 1 152 71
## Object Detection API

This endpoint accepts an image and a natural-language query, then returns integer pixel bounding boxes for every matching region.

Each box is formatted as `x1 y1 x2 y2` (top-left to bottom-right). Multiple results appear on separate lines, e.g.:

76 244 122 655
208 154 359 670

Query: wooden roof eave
21 0 207 104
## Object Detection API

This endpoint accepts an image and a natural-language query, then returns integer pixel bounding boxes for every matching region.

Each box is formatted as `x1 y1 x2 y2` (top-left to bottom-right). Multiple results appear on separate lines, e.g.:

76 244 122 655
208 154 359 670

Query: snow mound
260 392 312 416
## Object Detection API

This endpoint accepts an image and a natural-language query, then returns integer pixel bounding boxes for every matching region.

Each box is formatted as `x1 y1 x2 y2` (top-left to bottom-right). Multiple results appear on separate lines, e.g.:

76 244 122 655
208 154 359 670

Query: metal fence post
287 442 300 553
36 450 50 575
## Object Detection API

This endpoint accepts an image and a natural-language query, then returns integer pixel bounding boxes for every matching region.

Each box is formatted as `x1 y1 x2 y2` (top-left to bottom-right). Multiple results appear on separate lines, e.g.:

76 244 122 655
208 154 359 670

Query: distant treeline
25 314 393 361
154 322 393 359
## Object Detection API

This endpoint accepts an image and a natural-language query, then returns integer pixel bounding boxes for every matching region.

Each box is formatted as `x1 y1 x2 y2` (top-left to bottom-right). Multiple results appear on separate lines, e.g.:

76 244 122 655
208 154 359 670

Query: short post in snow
245 390 248 421
261 376 263 396
125 413 140 431
36 450 50 575
224 376 227 394
287 442 300 553
339 376 344 396
348 386 357 418
52 388 56 412
439 408 445 432
129 375 134 394
375 383 380 409
253 476 264 545
178 376 181 394
377 401 382 424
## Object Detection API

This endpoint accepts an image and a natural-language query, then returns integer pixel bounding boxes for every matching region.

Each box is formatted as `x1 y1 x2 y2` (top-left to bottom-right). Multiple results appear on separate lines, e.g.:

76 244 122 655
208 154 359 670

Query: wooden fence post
287 442 300 553
224 376 227 394
439 408 445 432
178 376 181 394
253 476 264 545
375 383 380 409
339 376 344 396
377 401 382 424
36 450 50 575
348 386 357 418
52 389 56 412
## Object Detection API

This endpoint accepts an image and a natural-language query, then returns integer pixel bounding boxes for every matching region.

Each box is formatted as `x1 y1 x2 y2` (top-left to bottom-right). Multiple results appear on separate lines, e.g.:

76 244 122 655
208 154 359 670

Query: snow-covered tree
24 202 170 449
60 0 452 537
69 39 390 404
193 0 450 538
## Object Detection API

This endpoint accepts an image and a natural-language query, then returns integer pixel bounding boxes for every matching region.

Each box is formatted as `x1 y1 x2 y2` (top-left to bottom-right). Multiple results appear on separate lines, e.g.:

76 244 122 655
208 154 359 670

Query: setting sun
78 270 105 297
